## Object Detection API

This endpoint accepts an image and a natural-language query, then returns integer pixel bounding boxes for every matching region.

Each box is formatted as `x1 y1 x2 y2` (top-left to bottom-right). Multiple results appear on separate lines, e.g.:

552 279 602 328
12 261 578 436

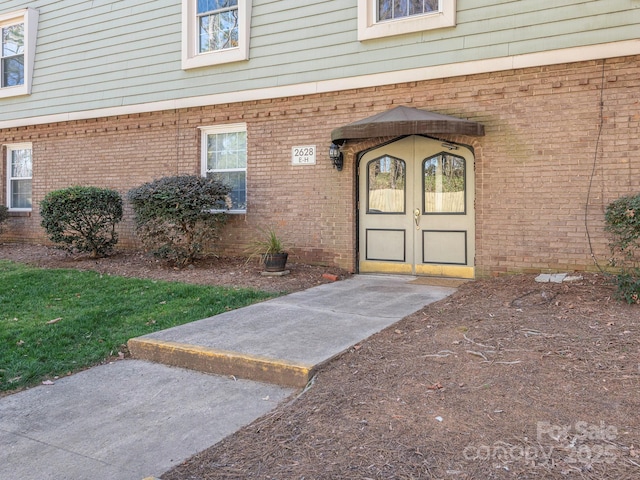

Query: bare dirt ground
2 244 639 479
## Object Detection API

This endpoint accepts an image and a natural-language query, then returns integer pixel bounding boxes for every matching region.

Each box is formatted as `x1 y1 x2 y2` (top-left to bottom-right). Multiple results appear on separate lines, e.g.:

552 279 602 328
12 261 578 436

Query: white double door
358 136 475 278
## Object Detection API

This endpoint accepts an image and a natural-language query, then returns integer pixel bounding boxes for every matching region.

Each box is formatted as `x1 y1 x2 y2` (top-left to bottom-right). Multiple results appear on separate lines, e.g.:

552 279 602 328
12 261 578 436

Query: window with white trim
201 124 247 213
182 0 252 70
5 143 32 211
358 0 456 41
2 22 23 87
0 8 38 99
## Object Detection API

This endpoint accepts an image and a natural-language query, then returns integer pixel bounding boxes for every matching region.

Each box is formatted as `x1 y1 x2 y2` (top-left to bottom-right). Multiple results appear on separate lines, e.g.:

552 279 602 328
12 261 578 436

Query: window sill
182 48 249 70
8 210 32 217
0 84 29 99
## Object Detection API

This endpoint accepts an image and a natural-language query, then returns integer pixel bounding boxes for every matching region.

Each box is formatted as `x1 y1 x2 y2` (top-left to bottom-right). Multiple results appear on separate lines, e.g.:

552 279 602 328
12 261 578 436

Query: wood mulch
163 273 640 479
0 243 350 294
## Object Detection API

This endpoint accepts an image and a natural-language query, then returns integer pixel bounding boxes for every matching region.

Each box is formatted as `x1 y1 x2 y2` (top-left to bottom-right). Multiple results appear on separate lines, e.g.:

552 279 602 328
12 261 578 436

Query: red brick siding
1 56 639 275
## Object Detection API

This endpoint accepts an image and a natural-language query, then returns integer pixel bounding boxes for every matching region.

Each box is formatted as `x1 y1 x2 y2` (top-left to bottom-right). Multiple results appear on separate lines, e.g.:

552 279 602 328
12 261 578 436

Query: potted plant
247 227 288 272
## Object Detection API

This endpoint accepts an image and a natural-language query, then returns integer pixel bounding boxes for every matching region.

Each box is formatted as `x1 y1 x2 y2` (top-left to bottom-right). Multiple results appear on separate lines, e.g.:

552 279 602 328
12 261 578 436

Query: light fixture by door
329 142 344 171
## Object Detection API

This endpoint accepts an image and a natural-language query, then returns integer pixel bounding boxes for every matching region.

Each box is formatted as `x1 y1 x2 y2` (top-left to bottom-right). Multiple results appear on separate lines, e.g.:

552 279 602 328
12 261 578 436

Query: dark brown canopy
331 105 484 143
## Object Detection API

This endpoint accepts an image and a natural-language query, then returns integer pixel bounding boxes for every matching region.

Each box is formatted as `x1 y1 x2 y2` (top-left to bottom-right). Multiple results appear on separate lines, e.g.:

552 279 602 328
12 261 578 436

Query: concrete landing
129 275 456 387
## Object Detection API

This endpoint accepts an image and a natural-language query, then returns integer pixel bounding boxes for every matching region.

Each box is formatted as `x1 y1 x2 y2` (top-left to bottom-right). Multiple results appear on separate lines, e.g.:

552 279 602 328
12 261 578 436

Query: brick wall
1 55 638 275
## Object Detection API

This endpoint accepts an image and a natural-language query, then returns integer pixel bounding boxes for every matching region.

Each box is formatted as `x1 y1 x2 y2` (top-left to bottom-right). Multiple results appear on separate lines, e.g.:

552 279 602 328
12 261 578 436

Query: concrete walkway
0 275 455 480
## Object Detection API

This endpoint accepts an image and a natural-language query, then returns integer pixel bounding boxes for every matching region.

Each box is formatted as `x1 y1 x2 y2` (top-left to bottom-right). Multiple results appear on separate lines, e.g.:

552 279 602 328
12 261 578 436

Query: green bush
0 205 8 234
605 193 640 304
613 270 640 304
127 175 230 265
40 186 123 258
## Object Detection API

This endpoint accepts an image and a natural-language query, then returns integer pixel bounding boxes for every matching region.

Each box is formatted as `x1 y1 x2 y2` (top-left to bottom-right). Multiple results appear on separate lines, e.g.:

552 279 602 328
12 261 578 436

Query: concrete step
128 337 314 387
128 275 457 388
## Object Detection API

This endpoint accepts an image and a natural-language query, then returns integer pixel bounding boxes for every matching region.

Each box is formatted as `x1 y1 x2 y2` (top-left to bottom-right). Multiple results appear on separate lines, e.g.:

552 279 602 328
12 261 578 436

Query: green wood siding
1 0 639 122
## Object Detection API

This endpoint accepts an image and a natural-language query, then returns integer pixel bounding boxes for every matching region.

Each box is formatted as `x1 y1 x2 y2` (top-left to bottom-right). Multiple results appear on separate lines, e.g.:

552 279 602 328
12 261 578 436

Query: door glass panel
367 155 405 213
423 153 465 213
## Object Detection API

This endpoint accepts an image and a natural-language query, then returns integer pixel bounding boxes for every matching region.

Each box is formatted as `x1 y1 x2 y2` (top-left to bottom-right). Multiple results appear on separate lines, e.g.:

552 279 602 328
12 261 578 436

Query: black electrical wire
584 59 607 274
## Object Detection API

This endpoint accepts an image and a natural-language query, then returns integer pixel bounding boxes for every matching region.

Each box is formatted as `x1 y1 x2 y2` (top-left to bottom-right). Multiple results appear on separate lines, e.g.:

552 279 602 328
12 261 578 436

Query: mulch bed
0 243 350 294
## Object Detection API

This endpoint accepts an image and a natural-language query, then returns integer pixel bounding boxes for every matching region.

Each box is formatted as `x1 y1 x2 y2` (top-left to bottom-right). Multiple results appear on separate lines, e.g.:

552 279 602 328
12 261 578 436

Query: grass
0 260 275 392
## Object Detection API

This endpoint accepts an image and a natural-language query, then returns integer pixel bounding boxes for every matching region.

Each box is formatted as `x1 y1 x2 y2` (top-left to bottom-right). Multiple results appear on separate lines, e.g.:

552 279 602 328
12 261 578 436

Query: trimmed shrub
0 205 8 234
605 193 640 304
40 186 123 258
127 175 230 265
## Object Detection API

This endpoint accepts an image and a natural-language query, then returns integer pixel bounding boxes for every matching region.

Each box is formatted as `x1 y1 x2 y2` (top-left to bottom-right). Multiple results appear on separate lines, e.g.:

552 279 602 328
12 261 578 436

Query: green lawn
0 260 275 392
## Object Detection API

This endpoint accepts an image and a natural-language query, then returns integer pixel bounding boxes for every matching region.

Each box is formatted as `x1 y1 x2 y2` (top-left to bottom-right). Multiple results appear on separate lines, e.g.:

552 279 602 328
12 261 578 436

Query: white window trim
5 142 33 212
199 123 247 214
358 0 456 41
0 8 39 99
182 0 252 70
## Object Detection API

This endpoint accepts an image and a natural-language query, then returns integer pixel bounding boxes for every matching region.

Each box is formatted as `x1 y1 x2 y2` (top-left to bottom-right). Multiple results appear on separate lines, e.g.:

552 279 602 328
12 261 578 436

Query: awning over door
331 105 485 143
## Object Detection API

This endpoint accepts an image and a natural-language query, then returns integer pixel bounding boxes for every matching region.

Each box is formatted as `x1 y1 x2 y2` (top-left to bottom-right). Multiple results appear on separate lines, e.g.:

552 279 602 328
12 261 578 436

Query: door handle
414 208 421 230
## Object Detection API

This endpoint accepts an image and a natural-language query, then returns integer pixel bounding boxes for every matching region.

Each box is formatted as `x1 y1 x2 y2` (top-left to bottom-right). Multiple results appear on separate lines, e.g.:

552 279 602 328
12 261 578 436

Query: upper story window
182 0 252 70
2 23 24 87
198 1 238 53
5 143 33 211
0 8 38 99
200 124 247 213
378 0 439 21
358 0 455 41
